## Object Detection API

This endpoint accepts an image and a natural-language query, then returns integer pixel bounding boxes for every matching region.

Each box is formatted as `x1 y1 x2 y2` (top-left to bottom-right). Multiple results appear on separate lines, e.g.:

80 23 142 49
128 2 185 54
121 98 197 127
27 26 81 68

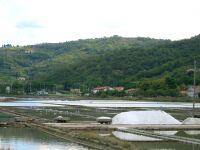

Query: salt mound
112 110 181 124
182 117 200 124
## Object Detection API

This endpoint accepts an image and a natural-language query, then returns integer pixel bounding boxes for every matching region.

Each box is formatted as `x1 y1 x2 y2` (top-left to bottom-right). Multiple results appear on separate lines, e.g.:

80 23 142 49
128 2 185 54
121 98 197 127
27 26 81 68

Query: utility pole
29 82 32 93
193 59 197 117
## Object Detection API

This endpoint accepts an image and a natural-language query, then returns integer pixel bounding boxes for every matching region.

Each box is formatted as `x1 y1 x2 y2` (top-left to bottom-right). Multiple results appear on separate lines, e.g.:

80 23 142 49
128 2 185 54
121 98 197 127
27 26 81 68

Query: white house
113 86 125 91
37 89 48 95
187 86 200 98
92 86 114 94
17 77 26 81
6 86 11 94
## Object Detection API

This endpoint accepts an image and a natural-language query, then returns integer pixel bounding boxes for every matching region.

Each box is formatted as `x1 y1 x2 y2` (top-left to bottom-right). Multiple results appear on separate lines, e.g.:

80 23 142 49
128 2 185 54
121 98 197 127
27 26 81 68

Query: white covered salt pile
112 110 181 124
182 117 200 124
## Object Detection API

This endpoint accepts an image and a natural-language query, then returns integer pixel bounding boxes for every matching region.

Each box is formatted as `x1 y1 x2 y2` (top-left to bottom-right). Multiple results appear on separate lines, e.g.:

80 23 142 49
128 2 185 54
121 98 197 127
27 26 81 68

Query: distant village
1 76 200 98
2 81 200 98
51 85 200 98
90 85 200 98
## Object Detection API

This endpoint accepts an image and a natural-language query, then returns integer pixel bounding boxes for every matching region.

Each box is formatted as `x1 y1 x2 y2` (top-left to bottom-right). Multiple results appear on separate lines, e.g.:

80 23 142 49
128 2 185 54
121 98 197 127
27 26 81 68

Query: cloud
16 20 43 29
1 0 200 46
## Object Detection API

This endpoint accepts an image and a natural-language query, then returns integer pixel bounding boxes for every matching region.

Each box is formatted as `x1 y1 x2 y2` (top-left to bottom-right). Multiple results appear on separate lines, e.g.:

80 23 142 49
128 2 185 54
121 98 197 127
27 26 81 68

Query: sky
0 0 200 46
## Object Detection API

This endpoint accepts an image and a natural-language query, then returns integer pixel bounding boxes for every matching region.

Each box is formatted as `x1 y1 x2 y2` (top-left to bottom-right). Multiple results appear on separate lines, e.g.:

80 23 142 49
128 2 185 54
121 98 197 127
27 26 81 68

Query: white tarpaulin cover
112 110 181 124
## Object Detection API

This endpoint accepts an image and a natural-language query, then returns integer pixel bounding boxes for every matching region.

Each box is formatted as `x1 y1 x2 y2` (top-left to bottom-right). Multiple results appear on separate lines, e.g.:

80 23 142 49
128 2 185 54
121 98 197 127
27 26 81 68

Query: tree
165 77 177 89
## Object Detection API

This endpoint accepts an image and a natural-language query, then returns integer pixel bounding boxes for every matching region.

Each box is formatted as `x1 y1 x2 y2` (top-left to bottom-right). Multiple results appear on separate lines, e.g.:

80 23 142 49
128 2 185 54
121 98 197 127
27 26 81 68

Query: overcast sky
0 0 200 46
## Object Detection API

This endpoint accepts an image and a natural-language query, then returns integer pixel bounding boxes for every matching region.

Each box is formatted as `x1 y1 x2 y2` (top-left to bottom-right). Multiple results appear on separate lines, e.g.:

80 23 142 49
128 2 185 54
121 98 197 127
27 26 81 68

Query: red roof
94 86 111 90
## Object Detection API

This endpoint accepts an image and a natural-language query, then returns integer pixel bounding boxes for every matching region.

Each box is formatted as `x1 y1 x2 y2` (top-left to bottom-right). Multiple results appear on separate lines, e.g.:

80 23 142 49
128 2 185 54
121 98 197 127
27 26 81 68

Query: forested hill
0 35 200 96
0 36 168 82
38 35 200 93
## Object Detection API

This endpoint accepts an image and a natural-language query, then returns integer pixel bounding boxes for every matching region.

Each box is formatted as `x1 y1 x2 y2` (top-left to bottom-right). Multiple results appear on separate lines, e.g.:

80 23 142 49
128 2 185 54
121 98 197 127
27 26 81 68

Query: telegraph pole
193 59 197 117
29 82 32 93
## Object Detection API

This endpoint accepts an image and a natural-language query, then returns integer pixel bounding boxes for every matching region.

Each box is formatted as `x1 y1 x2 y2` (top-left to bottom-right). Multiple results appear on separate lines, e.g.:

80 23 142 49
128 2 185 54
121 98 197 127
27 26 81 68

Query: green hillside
0 36 166 81
0 35 199 96
39 35 200 96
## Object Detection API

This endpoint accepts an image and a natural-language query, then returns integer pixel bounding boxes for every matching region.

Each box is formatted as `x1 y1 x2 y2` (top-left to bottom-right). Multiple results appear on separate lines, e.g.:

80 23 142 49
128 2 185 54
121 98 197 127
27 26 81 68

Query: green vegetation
0 35 200 97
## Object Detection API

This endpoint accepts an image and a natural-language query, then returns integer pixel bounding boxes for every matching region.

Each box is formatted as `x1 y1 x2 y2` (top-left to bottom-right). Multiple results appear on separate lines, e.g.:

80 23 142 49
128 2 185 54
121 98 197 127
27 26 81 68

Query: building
5 86 11 94
70 88 81 94
125 88 137 94
187 86 200 98
37 89 48 95
17 77 26 81
180 90 187 96
113 86 124 91
92 86 114 94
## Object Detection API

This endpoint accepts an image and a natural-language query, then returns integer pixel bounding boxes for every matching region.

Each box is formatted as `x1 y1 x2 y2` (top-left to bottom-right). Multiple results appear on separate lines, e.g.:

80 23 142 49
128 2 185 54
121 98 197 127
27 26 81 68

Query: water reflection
1 98 200 108
0 101 60 107
0 128 87 150
153 130 177 135
112 130 200 150
112 131 162 141
184 130 200 135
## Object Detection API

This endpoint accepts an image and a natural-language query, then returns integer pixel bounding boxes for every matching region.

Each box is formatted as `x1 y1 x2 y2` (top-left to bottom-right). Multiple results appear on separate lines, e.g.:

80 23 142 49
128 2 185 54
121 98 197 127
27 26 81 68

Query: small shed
96 116 112 124
54 116 70 123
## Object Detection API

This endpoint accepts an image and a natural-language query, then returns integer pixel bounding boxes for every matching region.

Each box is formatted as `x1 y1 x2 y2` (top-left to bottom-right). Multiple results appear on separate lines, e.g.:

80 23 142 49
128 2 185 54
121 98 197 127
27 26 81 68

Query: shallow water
0 100 60 107
1 98 200 108
0 127 87 150
112 130 200 150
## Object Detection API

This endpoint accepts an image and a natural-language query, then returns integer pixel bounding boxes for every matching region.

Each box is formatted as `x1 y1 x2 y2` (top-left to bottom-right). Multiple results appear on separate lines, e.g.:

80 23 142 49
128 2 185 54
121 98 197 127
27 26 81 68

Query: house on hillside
25 50 32 54
70 88 81 94
125 88 137 94
37 89 48 95
180 90 187 96
113 86 125 91
17 77 26 81
5 86 11 94
92 86 114 94
187 86 200 98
